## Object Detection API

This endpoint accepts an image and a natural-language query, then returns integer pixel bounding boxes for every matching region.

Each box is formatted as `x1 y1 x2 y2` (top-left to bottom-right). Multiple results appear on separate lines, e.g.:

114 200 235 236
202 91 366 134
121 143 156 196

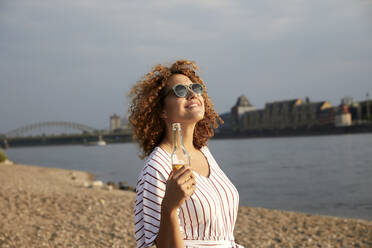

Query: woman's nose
186 88 197 99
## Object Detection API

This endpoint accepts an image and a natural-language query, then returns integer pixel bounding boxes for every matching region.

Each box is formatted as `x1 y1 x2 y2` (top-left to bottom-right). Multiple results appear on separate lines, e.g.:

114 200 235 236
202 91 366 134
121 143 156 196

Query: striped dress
134 146 243 248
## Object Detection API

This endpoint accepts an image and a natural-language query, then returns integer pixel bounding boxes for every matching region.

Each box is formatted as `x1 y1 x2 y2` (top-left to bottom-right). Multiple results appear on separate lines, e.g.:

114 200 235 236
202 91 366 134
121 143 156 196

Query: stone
3 160 14 165
92 181 104 188
70 172 76 180
104 185 114 191
106 181 117 189
118 181 128 190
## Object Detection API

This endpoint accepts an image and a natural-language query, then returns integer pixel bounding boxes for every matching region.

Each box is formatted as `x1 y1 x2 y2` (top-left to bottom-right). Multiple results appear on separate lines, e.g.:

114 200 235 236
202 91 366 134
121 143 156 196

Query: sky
1 0 372 133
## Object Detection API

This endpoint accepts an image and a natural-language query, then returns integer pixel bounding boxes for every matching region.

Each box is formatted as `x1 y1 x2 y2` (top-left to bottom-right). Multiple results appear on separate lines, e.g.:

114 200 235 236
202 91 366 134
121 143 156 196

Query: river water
5 133 372 220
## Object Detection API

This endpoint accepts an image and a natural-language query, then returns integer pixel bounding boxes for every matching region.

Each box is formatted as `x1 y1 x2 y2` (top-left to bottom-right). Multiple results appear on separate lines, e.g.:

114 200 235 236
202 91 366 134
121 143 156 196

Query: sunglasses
165 83 204 98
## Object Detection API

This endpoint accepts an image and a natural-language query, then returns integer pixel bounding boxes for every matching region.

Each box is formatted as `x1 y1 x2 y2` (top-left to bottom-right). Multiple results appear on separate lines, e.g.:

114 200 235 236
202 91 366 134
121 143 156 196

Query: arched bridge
5 121 98 137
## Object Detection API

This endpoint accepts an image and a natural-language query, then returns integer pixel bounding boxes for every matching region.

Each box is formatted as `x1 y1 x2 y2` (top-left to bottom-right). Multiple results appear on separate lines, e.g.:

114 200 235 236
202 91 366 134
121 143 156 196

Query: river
6 133 372 220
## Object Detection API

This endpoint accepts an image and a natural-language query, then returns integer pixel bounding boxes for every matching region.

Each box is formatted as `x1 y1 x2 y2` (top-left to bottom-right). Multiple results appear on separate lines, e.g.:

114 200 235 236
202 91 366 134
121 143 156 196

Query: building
335 105 352 127
340 97 362 124
359 99 372 121
341 96 355 106
293 100 333 128
236 96 334 131
262 98 303 129
231 95 256 131
109 114 122 131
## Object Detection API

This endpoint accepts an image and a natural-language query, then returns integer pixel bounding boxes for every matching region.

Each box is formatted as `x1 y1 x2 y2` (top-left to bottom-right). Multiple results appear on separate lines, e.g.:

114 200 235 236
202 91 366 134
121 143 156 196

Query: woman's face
162 74 205 125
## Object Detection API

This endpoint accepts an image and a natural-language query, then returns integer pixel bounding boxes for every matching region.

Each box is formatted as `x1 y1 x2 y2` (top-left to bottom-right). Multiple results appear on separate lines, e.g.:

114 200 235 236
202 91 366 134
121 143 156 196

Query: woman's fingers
176 167 194 184
168 165 196 189
174 167 195 195
184 178 196 189
180 180 196 197
164 166 196 209
182 180 196 196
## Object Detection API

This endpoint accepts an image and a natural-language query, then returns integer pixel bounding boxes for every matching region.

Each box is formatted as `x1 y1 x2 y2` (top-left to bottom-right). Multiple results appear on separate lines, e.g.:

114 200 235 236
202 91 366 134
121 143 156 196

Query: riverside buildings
221 95 371 134
109 114 130 133
109 114 122 131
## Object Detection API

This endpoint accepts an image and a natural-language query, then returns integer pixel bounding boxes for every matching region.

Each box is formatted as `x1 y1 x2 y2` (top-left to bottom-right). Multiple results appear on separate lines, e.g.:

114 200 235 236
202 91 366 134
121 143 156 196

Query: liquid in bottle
171 123 191 172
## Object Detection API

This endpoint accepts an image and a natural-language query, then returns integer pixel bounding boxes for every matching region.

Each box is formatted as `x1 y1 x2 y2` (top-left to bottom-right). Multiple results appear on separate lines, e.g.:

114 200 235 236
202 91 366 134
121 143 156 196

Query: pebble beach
0 162 371 248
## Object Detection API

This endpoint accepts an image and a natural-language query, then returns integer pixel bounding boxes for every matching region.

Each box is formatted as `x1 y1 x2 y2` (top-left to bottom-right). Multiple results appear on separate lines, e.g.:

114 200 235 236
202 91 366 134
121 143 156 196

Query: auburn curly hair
128 60 223 159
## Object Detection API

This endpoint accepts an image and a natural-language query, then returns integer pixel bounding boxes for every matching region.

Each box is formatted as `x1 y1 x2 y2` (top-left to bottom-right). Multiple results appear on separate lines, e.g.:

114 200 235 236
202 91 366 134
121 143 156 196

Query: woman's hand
162 166 196 213
156 166 194 247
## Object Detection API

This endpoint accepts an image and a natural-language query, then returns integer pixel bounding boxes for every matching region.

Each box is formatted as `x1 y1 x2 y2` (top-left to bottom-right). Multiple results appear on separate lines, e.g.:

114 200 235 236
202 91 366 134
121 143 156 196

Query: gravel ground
0 163 371 248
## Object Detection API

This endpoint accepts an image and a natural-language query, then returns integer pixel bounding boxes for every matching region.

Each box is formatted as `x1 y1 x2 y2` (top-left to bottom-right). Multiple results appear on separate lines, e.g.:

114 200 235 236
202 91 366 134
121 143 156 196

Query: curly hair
128 60 223 159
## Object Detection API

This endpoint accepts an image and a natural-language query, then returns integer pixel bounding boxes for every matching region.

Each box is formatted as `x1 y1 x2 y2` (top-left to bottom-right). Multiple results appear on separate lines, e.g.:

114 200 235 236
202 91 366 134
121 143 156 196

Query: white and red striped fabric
134 146 243 248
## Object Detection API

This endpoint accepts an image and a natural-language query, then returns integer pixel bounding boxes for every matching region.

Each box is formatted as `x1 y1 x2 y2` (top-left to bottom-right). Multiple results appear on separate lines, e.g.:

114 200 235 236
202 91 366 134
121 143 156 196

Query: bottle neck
172 126 183 150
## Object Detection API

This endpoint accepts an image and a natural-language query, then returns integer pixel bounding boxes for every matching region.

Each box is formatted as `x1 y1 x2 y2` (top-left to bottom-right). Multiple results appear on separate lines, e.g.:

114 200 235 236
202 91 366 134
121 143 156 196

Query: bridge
5 121 98 138
1 121 133 148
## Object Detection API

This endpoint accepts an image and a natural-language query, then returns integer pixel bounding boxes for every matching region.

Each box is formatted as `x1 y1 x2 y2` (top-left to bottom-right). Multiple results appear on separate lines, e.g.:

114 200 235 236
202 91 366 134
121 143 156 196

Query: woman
129 60 243 248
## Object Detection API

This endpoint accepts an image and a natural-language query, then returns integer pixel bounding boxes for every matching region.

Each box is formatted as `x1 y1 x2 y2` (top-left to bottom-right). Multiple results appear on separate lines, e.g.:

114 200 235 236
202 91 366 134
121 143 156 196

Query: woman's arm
155 166 196 248
156 201 183 248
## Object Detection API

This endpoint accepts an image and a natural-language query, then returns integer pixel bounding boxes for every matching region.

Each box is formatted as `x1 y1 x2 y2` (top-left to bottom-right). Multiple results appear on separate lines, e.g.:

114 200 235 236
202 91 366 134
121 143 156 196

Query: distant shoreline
1 162 371 247
214 123 372 140
2 123 372 148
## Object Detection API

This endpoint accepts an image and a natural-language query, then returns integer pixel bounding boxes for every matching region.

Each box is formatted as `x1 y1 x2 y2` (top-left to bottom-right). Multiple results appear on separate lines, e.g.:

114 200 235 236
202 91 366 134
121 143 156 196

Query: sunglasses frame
165 83 204 98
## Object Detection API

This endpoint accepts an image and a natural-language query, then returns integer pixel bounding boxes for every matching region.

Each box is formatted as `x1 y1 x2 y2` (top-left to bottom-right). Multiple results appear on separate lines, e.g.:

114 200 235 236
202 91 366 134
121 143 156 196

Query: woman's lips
187 103 199 108
185 100 201 109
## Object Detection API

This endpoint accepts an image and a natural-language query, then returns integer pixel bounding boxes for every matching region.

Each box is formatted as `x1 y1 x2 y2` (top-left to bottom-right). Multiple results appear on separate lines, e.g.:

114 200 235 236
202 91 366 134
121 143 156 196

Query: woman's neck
161 122 197 153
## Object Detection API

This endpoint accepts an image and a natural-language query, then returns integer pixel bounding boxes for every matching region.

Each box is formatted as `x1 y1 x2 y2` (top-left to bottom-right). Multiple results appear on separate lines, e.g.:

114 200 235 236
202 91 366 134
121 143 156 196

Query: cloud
0 0 371 132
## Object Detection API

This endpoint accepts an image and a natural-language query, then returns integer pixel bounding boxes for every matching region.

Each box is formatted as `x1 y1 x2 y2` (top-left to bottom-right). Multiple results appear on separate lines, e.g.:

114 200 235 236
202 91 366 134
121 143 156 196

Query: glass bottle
171 123 191 172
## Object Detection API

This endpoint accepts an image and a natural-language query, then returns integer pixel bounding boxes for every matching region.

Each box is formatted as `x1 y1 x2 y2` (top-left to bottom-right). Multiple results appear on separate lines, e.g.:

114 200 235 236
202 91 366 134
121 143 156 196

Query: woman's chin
187 112 205 123
172 112 204 124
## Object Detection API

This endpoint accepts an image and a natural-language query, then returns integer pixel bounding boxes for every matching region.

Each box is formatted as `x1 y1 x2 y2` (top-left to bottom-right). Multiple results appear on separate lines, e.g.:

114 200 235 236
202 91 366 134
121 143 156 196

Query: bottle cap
172 123 181 130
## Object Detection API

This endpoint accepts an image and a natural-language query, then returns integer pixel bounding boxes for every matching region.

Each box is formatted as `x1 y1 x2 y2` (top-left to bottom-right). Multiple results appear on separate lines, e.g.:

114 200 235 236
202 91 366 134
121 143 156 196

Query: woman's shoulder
147 146 171 164
142 147 172 178
200 145 210 152
200 146 213 158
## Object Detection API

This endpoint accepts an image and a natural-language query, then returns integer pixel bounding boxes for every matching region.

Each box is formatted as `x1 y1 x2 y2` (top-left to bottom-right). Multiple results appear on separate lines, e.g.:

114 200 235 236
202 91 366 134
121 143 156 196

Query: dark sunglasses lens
192 84 203 95
174 85 188 97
